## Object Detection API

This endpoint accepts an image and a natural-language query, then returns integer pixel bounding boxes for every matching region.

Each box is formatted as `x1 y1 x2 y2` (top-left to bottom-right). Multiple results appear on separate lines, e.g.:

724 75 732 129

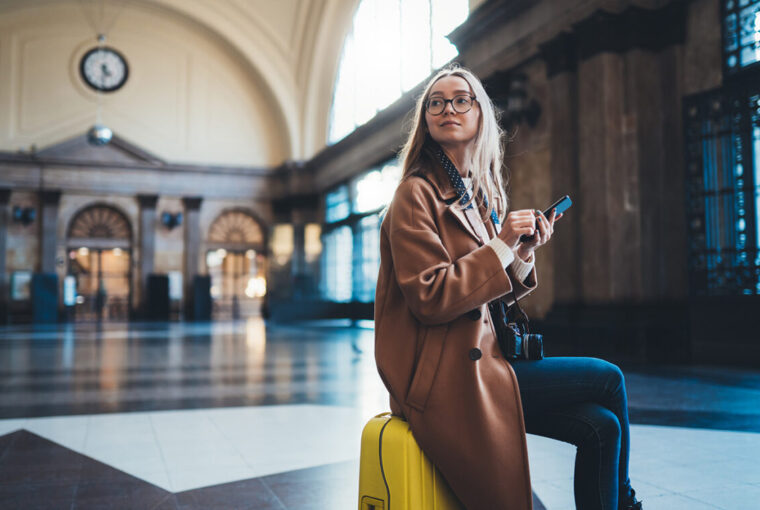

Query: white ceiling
0 0 360 161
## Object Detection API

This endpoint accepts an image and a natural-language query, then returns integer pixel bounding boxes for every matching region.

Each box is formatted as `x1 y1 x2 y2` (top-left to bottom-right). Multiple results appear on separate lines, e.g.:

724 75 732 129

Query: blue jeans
510 357 634 510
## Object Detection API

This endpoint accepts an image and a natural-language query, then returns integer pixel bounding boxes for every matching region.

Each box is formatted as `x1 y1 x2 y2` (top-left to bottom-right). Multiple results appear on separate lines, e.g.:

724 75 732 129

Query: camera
488 300 544 360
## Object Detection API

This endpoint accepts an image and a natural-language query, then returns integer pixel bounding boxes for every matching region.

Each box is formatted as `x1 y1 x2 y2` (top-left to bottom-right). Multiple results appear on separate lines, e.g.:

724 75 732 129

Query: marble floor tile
0 319 759 509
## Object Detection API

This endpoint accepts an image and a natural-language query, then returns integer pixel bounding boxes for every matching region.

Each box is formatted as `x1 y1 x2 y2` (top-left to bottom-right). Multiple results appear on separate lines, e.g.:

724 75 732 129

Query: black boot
620 488 642 510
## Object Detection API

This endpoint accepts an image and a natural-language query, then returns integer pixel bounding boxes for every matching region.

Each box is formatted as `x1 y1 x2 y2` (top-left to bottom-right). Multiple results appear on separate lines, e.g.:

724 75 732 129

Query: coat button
467 309 481 320
469 348 482 361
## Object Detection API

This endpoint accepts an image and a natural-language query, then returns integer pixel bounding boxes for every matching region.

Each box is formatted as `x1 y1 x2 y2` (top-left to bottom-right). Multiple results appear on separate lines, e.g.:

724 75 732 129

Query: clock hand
101 64 112 77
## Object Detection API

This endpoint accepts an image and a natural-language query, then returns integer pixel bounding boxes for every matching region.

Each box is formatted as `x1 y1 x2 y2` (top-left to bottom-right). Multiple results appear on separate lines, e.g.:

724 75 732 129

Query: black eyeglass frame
425 95 477 115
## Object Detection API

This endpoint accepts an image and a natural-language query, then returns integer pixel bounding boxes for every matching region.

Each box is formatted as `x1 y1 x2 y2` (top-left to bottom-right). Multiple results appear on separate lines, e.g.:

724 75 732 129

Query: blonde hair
399 65 507 221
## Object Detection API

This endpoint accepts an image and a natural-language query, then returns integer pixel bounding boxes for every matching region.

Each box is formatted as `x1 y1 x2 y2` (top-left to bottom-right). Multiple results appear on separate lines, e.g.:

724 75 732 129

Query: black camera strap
507 288 531 335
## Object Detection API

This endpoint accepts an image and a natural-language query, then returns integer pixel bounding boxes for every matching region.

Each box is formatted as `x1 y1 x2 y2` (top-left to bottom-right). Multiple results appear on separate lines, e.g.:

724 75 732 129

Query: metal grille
684 76 760 296
722 0 760 75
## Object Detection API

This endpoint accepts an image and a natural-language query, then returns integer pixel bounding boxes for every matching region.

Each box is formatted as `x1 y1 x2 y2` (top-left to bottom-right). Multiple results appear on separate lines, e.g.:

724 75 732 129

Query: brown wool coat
374 161 537 510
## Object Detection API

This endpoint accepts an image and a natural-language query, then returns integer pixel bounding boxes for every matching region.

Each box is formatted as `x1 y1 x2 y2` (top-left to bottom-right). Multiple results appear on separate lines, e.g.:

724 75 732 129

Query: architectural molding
540 1 689 78
447 0 535 51
137 195 159 208
36 134 164 165
272 194 320 216
0 130 272 177
538 32 578 78
572 2 688 60
38 190 62 205
182 197 203 211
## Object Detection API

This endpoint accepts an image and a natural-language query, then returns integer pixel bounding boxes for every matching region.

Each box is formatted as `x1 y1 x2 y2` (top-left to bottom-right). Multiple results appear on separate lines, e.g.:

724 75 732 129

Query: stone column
540 33 581 304
182 197 203 317
576 51 644 303
626 46 688 300
290 207 307 297
0 189 10 323
137 194 158 311
39 190 62 274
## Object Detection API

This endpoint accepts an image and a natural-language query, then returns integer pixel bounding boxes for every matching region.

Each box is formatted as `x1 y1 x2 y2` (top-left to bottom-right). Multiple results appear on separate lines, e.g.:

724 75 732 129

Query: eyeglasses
425 95 477 115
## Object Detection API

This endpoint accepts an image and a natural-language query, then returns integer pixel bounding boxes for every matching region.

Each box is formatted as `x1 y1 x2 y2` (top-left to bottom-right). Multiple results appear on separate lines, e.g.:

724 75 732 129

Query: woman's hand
515 209 562 261
498 209 540 249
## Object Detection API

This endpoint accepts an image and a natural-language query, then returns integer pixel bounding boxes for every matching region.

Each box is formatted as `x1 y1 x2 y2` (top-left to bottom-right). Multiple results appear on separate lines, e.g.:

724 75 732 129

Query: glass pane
326 185 350 223
431 0 468 68
723 0 760 72
356 214 381 302
401 0 432 91
329 32 358 143
353 162 402 213
322 226 353 302
684 88 760 295
271 224 294 265
304 223 323 263
329 0 469 143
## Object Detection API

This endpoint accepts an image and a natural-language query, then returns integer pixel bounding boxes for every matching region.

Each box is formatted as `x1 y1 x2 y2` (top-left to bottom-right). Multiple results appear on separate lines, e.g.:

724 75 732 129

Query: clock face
80 47 129 93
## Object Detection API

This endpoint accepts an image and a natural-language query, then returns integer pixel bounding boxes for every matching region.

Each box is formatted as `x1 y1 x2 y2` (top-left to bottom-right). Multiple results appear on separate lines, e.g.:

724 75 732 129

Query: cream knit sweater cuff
486 236 514 269
486 237 535 283
510 249 535 283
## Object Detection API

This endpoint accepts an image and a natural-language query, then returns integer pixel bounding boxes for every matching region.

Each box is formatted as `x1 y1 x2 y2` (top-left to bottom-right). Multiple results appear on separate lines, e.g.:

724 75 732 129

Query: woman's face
424 75 480 149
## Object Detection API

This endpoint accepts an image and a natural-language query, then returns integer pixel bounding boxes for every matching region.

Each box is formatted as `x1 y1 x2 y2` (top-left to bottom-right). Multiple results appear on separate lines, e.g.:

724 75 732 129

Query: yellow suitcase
358 412 464 510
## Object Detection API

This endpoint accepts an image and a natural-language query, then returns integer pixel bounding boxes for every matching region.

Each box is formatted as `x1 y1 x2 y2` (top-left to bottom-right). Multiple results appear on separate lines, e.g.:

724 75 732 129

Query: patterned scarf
435 146 500 228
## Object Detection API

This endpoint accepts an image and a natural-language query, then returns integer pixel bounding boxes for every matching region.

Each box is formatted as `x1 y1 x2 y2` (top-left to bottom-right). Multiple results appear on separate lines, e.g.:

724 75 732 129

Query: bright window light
329 0 469 144
354 162 402 213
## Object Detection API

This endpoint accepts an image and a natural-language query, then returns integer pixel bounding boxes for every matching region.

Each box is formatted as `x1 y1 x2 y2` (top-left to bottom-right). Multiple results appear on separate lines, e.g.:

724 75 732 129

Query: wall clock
79 46 129 93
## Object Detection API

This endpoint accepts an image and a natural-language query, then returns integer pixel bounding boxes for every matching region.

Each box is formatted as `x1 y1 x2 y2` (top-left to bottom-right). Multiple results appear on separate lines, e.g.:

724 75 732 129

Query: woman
374 66 642 510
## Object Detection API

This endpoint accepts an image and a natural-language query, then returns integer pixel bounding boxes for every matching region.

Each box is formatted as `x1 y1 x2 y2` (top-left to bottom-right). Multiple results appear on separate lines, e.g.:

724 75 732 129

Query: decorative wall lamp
502 73 541 130
87 124 113 146
12 206 36 226
161 212 183 230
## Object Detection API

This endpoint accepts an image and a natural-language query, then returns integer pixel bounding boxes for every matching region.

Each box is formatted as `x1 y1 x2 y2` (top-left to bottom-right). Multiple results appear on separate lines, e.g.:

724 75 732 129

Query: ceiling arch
0 0 360 162
127 0 359 160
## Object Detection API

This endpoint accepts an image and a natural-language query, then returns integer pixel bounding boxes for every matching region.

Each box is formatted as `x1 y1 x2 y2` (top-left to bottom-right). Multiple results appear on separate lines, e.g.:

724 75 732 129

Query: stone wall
305 0 743 363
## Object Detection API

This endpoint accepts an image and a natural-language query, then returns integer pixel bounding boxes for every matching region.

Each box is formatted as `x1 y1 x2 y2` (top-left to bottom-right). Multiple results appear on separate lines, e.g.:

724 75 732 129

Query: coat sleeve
503 263 537 306
387 178 515 325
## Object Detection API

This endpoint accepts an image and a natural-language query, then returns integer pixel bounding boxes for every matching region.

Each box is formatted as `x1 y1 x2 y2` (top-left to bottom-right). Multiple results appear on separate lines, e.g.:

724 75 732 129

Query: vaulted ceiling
0 0 359 161
147 0 359 159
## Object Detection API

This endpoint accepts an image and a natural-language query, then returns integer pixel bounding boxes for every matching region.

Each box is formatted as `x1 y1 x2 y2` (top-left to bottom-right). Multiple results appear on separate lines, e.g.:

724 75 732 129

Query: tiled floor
0 319 758 509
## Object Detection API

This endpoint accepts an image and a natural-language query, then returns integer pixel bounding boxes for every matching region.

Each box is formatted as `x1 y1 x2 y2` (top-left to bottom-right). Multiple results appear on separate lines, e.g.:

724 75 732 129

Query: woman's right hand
498 209 538 249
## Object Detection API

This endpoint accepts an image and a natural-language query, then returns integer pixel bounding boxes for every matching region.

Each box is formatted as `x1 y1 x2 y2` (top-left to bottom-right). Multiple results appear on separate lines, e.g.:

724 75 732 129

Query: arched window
328 0 469 144
68 204 132 249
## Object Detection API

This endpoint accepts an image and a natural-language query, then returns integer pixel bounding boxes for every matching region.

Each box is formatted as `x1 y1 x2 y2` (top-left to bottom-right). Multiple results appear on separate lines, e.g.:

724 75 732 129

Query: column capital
137 194 159 208
571 3 687 62
539 32 577 79
182 196 203 210
39 190 62 205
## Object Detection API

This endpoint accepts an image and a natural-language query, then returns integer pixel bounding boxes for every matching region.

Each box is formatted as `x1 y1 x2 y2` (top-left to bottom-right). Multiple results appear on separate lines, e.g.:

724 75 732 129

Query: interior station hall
0 0 759 509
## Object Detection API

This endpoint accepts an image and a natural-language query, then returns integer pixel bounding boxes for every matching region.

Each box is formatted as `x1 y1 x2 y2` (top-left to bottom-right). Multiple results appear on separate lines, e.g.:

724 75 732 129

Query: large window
321 162 401 302
329 0 469 143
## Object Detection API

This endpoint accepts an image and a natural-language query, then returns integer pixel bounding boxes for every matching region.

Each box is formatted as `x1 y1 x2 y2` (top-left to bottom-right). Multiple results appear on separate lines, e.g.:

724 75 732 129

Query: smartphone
519 195 572 242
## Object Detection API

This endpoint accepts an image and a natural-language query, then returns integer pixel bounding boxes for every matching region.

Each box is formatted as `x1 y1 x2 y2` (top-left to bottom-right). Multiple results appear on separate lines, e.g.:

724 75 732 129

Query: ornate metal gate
683 71 760 296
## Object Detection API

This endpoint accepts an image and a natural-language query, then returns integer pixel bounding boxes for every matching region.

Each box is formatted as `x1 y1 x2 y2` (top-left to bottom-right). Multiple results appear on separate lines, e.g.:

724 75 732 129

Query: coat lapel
416 165 484 245
447 203 482 244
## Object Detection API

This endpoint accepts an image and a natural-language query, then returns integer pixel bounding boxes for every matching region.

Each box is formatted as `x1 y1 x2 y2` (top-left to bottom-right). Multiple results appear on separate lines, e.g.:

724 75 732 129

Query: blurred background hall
0 0 759 508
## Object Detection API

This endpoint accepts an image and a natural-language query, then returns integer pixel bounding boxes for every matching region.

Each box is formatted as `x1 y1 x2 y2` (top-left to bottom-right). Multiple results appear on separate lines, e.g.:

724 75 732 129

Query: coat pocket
406 324 450 412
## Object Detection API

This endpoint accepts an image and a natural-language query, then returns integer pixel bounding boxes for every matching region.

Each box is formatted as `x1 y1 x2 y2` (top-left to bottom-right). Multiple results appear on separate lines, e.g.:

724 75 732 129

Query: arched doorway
67 205 133 321
206 210 267 319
